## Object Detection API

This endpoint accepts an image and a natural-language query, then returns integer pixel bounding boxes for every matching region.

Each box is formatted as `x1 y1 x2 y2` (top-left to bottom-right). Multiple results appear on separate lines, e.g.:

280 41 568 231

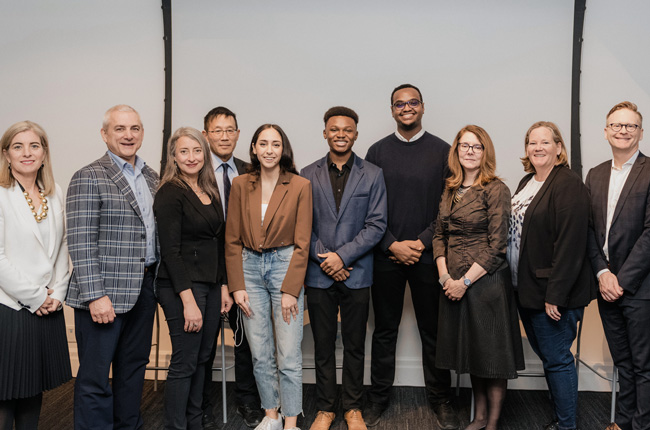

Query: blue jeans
241 246 304 417
518 304 583 430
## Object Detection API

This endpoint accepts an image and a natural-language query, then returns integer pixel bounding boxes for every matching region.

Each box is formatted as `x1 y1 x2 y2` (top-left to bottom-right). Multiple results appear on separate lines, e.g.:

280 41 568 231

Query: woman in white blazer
0 121 71 429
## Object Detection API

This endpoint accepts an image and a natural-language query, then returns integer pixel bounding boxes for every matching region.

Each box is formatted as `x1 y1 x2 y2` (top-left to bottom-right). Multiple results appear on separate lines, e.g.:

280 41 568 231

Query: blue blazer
300 153 387 289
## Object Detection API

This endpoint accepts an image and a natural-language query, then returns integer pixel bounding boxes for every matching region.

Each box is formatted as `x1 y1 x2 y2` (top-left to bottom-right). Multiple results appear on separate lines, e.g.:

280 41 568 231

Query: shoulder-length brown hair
0 121 56 196
446 125 499 193
159 127 220 200
247 124 298 176
521 121 569 173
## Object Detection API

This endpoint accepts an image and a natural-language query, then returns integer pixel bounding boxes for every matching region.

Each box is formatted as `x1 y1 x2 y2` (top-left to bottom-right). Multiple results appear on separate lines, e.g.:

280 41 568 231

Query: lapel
592 163 611 234
44 190 61 257
99 153 143 221
337 154 364 221
9 184 45 249
181 185 223 235
611 154 646 227
450 184 478 215
314 156 338 218
262 172 290 231
518 166 562 259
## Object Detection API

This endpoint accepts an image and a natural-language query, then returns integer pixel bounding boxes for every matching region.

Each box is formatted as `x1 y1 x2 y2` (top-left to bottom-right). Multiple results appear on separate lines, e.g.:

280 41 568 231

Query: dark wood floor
40 379 613 429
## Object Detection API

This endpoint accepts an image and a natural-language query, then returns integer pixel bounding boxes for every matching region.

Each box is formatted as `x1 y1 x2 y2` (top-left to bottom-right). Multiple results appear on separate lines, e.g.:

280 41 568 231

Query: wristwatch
462 276 472 288
439 273 452 287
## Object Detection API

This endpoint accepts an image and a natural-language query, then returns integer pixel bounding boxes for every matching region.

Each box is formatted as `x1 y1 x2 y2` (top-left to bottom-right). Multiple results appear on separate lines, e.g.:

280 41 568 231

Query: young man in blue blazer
300 106 387 430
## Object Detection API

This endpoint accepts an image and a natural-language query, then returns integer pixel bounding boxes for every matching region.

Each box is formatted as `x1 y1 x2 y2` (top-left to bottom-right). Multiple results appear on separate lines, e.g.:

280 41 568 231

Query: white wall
2 0 649 391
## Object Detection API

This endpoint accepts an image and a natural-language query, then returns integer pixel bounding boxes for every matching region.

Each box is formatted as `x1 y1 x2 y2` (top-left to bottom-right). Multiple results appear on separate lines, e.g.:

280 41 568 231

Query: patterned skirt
0 304 72 400
435 267 525 379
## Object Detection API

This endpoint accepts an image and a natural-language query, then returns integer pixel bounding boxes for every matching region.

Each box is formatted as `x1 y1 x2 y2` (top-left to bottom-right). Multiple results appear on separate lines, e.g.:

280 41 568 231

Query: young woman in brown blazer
225 124 312 430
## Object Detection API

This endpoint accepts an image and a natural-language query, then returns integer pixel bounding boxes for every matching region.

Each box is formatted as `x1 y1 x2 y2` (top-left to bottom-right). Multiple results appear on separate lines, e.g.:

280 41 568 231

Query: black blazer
586 153 650 299
514 165 596 310
233 157 250 175
154 181 226 293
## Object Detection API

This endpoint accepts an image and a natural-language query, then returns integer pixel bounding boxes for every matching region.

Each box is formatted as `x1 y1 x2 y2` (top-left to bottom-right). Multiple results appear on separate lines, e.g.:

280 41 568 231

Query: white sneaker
285 428 301 430
255 416 283 430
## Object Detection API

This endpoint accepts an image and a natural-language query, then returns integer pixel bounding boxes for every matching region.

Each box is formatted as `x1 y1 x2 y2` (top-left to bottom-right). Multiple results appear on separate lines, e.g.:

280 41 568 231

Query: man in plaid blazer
66 105 159 430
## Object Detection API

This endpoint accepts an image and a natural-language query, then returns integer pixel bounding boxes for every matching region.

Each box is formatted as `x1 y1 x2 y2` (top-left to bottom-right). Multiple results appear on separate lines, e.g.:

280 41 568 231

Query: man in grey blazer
300 106 387 430
66 105 159 430
586 101 650 430
201 106 263 428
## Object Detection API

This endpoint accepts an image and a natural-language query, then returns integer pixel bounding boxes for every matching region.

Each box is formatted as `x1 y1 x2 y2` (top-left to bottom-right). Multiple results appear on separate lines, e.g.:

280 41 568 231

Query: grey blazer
65 152 159 313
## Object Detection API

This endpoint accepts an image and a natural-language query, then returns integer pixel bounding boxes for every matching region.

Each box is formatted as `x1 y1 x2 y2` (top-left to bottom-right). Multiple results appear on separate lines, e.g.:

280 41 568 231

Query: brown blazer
433 179 510 277
225 171 313 297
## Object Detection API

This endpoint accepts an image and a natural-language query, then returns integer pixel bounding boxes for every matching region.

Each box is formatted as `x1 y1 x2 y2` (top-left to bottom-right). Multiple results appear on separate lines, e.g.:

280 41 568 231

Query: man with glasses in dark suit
201 106 264 429
586 101 650 430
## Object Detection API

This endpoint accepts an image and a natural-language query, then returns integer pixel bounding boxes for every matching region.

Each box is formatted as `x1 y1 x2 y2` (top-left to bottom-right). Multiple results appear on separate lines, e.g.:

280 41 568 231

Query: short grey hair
102 104 140 130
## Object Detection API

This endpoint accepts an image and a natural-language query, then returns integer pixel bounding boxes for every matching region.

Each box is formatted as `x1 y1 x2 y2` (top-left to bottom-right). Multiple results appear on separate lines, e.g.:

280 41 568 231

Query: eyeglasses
458 143 484 153
608 123 640 133
207 128 237 137
392 99 422 110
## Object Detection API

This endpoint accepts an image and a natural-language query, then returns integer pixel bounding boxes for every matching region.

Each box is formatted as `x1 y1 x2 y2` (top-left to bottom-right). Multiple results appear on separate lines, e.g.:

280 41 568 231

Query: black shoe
363 401 387 427
544 421 559 430
237 403 264 428
202 413 222 430
432 401 460 430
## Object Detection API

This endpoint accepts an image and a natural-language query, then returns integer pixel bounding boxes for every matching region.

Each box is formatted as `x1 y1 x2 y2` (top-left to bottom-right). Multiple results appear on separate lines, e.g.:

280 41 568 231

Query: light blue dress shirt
108 151 157 265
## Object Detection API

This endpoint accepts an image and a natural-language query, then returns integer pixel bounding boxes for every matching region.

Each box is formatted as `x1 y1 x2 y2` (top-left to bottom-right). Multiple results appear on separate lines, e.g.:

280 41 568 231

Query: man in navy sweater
364 84 458 429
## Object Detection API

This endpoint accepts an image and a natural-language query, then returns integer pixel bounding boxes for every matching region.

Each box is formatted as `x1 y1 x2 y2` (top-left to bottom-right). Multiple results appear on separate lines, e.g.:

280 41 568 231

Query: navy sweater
365 131 450 264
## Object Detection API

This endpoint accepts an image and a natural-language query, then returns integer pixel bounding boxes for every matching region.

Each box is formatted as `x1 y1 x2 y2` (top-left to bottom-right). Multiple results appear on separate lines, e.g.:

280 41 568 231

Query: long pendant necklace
17 182 49 222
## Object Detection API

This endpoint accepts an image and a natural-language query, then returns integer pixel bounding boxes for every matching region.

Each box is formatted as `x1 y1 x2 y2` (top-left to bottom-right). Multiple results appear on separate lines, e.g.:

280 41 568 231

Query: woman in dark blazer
433 125 524 430
154 127 231 430
0 121 71 429
226 124 312 430
507 121 595 430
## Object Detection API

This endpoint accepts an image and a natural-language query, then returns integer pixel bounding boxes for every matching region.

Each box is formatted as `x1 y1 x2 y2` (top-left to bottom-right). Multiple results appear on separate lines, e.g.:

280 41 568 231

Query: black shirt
327 153 354 212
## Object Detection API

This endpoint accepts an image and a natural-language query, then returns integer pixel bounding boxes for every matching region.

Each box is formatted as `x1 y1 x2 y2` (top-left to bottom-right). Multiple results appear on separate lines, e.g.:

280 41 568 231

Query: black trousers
307 284 370 412
202 303 260 415
158 281 221 430
368 259 451 406
598 295 650 430
73 271 156 430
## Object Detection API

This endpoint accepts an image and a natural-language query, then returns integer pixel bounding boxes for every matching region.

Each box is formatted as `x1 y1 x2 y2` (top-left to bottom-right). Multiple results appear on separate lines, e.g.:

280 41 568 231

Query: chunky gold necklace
23 188 49 222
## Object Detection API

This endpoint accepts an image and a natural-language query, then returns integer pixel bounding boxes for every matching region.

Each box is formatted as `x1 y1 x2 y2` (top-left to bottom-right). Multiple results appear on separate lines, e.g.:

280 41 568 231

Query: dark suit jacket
154 181 226 293
233 157 250 176
225 171 313 297
66 152 159 313
514 165 596 310
586 153 650 299
300 153 387 289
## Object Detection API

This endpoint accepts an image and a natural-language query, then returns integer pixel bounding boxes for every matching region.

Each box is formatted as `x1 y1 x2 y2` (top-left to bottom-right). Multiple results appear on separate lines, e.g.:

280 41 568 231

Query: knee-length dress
432 179 524 379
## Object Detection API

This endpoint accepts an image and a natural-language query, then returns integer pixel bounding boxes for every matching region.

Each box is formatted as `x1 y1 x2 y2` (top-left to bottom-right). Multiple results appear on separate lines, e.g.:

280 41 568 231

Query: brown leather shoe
344 409 368 430
309 411 335 430
605 424 621 430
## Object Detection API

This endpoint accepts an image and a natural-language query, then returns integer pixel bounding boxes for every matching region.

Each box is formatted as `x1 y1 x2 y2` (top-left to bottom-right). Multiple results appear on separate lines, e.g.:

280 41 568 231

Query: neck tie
222 163 231 217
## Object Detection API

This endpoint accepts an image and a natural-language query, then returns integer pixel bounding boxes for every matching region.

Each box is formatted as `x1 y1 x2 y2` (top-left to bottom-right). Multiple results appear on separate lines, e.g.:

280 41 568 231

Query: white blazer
0 183 70 312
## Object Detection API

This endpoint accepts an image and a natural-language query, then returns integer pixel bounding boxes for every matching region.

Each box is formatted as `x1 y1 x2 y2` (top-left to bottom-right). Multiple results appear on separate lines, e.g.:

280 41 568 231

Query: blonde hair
159 127 221 202
446 125 499 196
520 121 569 174
0 121 56 195
607 101 643 125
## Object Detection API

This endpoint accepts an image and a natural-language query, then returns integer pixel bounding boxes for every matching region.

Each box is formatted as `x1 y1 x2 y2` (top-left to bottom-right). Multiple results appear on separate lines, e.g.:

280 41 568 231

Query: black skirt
436 268 525 379
0 304 72 400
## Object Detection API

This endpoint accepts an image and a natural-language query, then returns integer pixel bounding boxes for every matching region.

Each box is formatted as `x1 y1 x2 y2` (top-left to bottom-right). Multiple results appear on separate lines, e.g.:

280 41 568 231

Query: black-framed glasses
608 123 640 133
458 143 484 153
208 128 237 136
392 99 422 110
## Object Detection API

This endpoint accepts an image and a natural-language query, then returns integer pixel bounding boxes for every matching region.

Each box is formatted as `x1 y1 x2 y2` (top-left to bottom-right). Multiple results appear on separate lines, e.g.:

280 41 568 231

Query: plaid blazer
65 152 159 313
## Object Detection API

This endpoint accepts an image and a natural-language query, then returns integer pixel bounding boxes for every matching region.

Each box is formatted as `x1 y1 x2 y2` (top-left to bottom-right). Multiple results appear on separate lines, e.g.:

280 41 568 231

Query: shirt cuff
596 268 610 279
